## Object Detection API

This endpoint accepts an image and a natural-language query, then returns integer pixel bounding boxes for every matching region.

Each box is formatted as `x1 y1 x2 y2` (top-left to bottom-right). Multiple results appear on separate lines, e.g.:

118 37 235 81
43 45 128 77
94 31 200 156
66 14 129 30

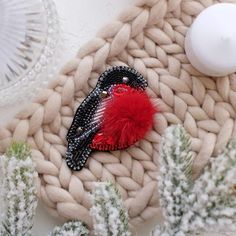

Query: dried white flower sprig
48 220 89 236
0 142 38 236
184 134 236 234
90 181 130 236
153 125 194 236
152 125 236 236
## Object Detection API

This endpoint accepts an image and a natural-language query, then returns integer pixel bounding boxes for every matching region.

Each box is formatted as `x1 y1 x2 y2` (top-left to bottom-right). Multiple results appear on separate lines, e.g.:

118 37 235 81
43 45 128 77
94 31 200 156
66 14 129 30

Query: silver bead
122 76 129 83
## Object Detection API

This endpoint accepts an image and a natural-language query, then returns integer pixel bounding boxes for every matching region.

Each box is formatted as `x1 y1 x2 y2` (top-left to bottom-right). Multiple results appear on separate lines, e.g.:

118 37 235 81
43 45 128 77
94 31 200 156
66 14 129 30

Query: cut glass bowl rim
0 0 61 106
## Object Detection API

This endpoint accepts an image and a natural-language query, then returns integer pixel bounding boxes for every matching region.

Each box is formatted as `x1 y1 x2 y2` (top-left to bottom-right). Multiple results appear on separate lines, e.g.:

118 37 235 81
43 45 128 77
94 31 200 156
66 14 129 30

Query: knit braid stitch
1 0 236 228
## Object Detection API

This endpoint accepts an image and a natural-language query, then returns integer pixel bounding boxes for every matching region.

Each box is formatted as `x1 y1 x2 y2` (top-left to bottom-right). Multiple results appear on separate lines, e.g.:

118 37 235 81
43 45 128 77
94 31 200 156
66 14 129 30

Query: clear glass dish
0 0 60 106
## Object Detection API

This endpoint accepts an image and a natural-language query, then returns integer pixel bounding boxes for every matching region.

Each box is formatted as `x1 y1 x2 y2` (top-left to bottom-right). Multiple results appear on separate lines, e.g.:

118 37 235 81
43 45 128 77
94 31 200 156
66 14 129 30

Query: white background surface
1 1 233 235
32 0 158 235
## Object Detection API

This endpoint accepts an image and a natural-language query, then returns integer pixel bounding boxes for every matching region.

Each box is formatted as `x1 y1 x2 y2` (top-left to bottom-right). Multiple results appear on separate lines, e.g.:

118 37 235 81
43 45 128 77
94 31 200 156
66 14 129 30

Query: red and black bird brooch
66 66 156 171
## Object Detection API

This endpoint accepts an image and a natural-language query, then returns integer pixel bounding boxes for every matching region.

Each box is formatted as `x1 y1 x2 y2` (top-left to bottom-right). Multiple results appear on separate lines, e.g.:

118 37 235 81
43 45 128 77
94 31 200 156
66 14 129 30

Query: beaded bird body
66 66 155 171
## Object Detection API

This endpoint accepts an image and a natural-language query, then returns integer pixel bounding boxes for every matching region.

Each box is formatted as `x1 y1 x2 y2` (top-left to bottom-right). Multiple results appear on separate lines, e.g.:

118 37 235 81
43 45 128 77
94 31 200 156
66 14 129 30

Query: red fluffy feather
91 86 156 150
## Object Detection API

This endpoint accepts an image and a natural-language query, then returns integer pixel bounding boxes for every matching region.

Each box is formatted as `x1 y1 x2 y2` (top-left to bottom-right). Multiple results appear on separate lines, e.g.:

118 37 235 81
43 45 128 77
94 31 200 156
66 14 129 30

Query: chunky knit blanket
1 0 236 228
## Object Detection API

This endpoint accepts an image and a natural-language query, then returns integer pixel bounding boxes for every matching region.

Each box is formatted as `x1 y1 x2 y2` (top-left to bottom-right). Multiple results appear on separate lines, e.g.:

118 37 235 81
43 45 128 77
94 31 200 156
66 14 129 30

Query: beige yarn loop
1 0 236 228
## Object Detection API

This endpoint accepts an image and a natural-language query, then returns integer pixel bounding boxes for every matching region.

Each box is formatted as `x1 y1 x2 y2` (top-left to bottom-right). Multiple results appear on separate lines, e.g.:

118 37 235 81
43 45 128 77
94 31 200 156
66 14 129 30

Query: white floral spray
90 181 130 236
153 125 193 236
183 135 236 234
152 125 236 236
0 142 38 236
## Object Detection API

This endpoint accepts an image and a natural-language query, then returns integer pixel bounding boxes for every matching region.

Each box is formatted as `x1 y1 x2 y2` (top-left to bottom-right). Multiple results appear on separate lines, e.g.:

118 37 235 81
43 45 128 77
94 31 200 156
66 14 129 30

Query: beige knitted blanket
1 0 236 229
